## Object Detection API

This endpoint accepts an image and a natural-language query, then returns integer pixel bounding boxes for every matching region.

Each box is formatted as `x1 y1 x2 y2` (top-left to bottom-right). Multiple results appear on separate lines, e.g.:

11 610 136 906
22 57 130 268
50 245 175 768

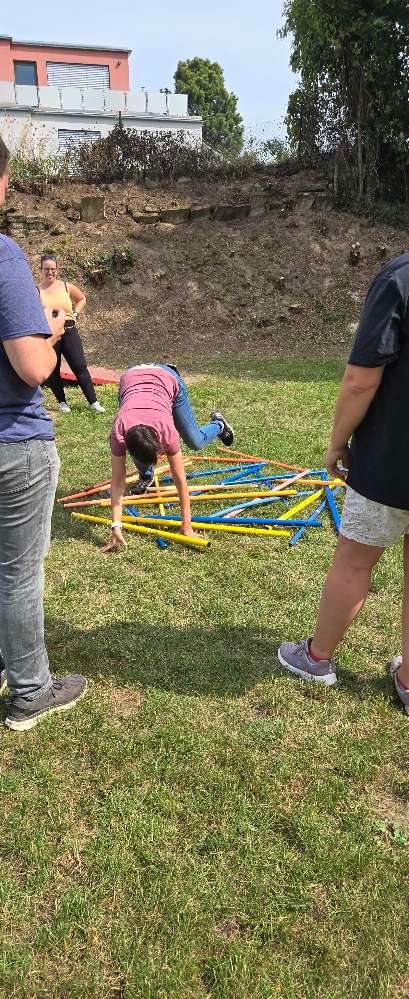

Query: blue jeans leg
0 440 60 699
169 373 222 451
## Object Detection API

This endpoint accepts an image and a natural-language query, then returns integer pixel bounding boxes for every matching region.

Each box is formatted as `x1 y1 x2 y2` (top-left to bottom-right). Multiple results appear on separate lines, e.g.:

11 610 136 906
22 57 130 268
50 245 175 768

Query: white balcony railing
0 82 189 118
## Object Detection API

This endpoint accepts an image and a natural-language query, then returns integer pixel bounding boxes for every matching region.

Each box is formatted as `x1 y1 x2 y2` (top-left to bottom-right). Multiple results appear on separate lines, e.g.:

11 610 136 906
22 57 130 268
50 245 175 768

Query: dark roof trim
0 35 131 55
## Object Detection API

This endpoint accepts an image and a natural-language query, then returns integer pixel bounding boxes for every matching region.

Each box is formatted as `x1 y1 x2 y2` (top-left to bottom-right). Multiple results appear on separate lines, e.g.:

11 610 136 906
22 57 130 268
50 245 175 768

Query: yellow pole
277 489 324 521
72 512 210 549
63 489 300 509
121 514 291 538
155 468 166 517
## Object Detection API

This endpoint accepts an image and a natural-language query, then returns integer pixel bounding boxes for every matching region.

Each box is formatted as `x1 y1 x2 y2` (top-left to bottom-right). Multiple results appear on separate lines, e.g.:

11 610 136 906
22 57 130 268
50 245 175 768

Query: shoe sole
4 682 87 732
277 650 337 687
211 413 234 446
220 432 234 446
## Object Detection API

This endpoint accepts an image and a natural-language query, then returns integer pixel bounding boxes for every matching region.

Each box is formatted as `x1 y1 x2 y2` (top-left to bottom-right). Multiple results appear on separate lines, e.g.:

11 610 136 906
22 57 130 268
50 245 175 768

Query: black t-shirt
347 253 409 510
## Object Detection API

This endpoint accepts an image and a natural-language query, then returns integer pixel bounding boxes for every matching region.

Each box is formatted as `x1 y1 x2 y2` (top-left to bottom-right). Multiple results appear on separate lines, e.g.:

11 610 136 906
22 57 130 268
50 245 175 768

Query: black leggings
47 324 96 405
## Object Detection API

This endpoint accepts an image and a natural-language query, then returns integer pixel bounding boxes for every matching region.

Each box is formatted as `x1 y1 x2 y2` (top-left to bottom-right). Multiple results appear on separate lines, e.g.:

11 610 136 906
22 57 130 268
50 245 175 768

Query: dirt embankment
1 170 405 370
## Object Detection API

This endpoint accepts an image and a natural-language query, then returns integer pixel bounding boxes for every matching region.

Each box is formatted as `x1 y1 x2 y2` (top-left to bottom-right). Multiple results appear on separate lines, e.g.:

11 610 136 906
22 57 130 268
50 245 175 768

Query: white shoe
90 401 105 413
59 402 71 413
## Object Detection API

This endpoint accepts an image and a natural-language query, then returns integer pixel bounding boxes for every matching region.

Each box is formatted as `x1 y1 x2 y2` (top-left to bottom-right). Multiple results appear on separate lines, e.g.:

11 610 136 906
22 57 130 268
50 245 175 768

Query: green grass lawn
1 359 409 999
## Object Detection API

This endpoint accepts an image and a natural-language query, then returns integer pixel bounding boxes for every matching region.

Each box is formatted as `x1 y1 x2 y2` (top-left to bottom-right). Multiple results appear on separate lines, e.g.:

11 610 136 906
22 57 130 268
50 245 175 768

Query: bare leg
399 535 409 687
310 534 384 660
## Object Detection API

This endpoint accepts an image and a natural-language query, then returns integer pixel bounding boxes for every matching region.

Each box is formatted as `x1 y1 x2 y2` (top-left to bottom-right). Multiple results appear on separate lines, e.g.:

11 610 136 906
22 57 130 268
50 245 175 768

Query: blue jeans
161 365 223 450
0 440 59 699
134 365 222 479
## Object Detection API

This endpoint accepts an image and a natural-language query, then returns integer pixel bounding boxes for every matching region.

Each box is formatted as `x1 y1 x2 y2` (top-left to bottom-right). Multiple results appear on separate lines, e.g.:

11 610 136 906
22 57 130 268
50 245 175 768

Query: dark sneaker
5 674 87 732
389 656 409 715
0 669 6 696
211 411 234 446
130 474 154 496
278 638 337 687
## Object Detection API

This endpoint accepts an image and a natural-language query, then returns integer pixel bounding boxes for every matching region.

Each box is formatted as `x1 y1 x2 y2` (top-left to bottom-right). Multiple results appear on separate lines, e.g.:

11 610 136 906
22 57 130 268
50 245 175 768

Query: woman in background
38 254 104 414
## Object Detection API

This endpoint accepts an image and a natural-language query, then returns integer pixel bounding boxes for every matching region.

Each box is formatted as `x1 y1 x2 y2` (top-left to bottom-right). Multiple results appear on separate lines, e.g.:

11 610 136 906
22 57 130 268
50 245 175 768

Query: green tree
280 1 409 200
174 57 244 155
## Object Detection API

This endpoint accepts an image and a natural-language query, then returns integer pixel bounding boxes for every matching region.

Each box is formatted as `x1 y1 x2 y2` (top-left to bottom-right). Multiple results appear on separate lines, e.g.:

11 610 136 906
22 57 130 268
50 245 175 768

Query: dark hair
0 136 10 178
40 253 57 268
125 425 161 466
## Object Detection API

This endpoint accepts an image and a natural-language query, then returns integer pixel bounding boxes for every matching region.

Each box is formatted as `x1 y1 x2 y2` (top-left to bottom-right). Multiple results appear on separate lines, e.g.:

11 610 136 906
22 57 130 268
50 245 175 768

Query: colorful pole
217 447 308 471
321 471 341 533
121 514 291 539
290 488 341 546
63 489 301 509
127 513 322 528
72 513 210 549
160 464 247 483
276 489 324 521
154 468 168 550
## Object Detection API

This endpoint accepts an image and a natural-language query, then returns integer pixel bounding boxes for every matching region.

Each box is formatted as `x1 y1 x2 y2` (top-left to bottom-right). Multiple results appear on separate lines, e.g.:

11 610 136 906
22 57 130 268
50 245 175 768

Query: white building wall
0 107 202 155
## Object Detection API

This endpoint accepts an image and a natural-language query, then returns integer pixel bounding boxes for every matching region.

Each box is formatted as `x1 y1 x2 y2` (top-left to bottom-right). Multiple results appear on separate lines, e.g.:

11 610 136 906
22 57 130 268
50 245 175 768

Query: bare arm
3 308 65 387
167 450 200 537
326 363 384 476
67 283 86 318
101 454 127 553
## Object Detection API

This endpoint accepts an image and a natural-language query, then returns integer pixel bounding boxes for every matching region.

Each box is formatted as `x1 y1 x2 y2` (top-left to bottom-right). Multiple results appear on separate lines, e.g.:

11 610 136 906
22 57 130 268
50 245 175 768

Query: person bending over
103 363 234 551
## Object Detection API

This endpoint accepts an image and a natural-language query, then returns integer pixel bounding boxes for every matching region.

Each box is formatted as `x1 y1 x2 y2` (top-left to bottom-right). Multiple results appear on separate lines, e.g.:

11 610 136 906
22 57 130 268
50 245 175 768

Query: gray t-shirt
0 234 53 443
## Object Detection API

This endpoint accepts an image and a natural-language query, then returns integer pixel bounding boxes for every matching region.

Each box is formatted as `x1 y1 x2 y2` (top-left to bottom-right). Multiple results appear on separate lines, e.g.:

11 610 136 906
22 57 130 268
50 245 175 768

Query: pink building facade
0 35 202 154
0 36 130 90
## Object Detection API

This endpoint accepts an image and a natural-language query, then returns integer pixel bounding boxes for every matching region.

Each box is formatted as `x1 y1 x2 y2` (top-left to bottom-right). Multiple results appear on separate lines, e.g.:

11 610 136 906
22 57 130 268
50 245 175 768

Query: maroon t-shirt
110 365 180 457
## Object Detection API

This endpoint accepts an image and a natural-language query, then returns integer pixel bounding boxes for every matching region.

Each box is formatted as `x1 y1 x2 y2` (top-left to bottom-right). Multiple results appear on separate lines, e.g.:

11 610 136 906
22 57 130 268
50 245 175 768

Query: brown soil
3 170 406 371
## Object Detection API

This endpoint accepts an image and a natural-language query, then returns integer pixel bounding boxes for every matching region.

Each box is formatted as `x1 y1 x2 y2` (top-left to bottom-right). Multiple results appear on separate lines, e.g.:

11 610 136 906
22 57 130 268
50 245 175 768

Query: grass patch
1 359 409 998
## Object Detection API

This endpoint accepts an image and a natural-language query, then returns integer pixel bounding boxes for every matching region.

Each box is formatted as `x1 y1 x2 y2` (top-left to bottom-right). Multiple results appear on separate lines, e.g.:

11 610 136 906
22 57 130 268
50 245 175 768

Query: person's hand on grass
101 527 127 553
325 444 350 479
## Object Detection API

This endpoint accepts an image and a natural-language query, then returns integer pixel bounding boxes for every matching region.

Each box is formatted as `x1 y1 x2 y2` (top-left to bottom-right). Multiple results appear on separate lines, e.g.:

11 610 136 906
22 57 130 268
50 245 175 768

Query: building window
47 63 110 89
14 61 38 86
58 129 102 152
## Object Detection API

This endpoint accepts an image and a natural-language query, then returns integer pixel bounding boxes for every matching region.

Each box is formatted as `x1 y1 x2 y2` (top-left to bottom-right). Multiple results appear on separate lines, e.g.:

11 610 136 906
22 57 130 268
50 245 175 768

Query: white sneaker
59 402 71 413
90 401 105 413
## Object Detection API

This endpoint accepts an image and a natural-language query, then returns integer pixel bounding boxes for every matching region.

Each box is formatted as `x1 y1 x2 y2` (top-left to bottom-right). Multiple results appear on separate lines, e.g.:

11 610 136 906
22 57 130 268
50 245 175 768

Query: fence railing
0 82 189 117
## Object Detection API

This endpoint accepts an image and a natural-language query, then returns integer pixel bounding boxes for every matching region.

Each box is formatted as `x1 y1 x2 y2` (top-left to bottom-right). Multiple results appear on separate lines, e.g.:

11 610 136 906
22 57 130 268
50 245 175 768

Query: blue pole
290 486 341 547
136 513 323 528
127 505 168 549
220 463 265 486
160 464 247 484
322 472 341 533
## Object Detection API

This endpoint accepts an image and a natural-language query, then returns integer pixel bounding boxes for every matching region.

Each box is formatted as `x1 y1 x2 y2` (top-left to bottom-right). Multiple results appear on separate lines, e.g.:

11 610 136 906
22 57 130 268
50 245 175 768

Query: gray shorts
340 487 409 548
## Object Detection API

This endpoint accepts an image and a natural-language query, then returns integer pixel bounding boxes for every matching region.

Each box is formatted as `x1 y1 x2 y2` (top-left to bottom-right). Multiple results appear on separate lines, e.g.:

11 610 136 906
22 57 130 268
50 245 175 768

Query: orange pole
217 446 307 472
57 460 192 503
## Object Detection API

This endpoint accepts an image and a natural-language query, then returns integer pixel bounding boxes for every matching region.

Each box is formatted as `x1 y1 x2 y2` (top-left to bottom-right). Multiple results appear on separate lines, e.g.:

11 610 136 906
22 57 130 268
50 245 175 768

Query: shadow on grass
39 614 396 707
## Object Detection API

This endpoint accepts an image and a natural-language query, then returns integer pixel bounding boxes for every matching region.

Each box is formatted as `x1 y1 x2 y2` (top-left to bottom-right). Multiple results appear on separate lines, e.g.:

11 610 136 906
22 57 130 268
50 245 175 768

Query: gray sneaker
5 674 87 732
278 639 337 687
389 656 409 715
0 669 6 696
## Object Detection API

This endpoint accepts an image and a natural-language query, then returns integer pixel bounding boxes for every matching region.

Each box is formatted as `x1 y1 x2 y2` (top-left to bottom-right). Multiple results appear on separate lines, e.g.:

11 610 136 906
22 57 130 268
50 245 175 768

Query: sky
3 1 297 142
